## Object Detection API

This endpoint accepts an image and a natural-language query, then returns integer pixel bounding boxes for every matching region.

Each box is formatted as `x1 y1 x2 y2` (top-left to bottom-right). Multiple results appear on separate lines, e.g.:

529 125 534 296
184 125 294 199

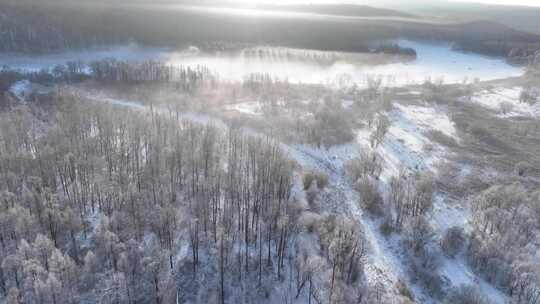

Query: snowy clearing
468 87 540 118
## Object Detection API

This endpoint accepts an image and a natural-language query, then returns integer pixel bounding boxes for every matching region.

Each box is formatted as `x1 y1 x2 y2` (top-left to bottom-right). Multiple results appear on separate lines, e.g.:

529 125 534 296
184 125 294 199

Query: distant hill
256 4 415 18
1 0 540 58
399 2 540 35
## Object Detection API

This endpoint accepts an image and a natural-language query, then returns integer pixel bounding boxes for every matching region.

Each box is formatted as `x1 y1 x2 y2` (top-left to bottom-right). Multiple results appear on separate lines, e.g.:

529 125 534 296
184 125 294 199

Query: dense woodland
0 90 379 303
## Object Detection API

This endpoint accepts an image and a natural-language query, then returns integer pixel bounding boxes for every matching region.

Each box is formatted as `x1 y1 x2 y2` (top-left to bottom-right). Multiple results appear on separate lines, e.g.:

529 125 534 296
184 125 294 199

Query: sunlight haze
233 0 540 7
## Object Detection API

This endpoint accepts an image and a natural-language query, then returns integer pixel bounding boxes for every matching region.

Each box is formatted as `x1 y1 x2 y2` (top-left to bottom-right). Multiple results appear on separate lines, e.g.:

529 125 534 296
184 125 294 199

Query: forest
0 89 377 303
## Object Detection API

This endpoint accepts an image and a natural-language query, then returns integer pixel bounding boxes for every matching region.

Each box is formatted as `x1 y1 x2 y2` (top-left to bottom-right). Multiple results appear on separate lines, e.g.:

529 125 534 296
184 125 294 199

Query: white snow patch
360 104 455 182
468 87 540 118
90 95 146 110
439 255 508 304
429 194 469 233
9 80 32 101
225 101 263 116
9 80 53 102
394 103 457 139
342 99 354 109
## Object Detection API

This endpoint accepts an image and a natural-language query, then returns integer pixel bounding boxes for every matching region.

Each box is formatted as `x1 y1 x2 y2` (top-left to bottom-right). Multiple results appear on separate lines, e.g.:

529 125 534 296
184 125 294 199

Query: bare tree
370 115 390 148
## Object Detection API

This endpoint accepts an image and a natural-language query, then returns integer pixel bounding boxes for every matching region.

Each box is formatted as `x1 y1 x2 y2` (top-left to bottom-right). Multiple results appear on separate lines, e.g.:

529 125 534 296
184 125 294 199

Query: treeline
455 40 540 62
372 44 417 57
467 184 540 304
0 3 124 53
89 60 216 91
1 60 217 96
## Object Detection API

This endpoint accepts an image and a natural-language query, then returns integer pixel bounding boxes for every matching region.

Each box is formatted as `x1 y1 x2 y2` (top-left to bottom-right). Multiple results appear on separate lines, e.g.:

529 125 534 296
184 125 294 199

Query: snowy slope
354 101 508 304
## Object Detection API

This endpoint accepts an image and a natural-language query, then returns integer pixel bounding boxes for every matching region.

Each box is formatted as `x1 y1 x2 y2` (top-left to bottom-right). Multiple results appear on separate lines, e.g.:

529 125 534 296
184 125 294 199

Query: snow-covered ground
394 103 457 139
468 87 540 118
356 102 456 182
353 101 508 304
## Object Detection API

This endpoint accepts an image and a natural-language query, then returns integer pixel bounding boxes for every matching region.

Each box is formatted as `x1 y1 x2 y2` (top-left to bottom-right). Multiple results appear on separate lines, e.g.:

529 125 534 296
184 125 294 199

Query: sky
234 0 540 7
452 0 540 6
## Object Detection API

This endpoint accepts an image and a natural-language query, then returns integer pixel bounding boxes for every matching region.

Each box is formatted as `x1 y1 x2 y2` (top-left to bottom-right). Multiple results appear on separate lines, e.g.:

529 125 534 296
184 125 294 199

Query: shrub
468 123 491 140
499 101 514 115
356 177 384 215
440 226 466 258
404 216 435 255
380 216 394 236
514 161 529 177
302 171 329 190
396 280 415 302
444 285 487 304
519 87 539 105
346 150 382 181
426 130 458 148
309 98 355 147
408 246 444 297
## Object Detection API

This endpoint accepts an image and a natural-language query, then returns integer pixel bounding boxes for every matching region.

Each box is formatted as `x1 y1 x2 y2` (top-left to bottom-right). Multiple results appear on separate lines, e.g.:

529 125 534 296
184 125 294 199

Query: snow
342 99 354 109
430 194 469 233
356 103 455 182
440 257 475 287
9 80 53 102
86 94 146 110
9 80 31 101
394 103 457 139
225 101 263 116
438 253 508 304
468 87 540 118
397 90 422 96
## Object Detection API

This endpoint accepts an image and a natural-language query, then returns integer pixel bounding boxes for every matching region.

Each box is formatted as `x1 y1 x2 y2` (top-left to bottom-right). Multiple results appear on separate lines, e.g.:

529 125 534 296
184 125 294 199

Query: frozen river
0 40 524 87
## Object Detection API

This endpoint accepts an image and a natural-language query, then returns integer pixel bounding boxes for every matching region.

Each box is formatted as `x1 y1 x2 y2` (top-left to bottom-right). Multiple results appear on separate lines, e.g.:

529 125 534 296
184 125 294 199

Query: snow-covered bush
519 87 539 105
303 170 329 190
356 177 384 215
426 129 459 148
514 161 530 177
404 216 435 255
346 150 383 182
440 226 466 258
443 285 487 304
499 101 514 115
309 97 355 147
